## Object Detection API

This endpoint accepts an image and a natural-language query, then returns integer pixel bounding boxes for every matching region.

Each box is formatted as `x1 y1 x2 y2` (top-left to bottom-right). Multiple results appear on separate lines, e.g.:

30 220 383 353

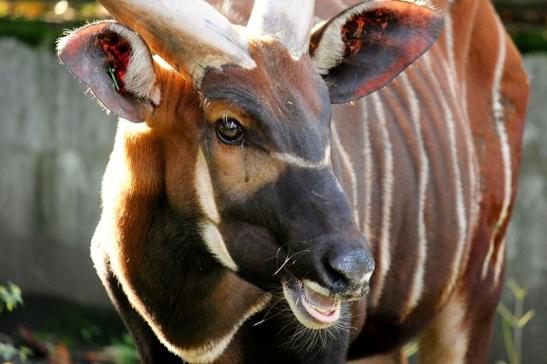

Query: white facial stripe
201 223 238 271
270 145 331 169
195 149 221 223
195 149 238 271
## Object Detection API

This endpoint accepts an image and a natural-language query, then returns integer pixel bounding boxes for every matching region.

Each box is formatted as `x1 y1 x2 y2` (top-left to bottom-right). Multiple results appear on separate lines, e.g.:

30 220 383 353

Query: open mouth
282 279 341 329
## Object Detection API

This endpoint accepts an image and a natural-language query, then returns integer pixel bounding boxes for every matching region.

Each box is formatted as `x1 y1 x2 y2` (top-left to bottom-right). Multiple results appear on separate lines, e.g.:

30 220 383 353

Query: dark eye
215 117 245 145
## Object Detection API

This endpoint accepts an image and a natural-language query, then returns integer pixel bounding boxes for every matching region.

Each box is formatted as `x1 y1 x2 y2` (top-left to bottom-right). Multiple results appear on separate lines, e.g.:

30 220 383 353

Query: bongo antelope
57 0 528 363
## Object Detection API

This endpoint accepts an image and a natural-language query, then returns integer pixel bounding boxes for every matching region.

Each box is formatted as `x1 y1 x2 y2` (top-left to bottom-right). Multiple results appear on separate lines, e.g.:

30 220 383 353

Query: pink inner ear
341 14 368 56
95 31 131 95
341 9 395 57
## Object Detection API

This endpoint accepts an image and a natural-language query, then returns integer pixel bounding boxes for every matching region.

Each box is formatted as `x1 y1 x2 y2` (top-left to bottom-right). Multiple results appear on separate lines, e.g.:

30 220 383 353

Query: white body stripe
443 12 480 241
361 99 373 236
492 16 512 239
460 79 481 237
444 13 458 101
493 237 507 287
369 92 394 308
482 17 510 280
400 72 429 317
332 123 360 223
423 53 467 299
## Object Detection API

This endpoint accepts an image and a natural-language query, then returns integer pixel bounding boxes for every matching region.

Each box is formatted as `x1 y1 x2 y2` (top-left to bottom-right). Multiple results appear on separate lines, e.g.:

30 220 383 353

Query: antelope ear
57 21 160 123
310 0 443 104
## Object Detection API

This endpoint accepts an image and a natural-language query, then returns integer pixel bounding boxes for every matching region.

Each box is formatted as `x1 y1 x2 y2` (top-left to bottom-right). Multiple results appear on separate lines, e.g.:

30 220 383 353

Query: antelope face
199 40 375 328
58 0 442 330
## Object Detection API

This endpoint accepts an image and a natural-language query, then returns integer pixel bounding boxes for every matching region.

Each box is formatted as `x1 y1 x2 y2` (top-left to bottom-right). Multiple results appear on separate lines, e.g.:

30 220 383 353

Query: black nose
327 246 375 293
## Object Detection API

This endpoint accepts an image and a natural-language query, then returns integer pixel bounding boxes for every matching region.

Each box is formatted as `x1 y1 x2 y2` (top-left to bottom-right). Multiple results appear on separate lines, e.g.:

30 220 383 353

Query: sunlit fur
59 0 529 363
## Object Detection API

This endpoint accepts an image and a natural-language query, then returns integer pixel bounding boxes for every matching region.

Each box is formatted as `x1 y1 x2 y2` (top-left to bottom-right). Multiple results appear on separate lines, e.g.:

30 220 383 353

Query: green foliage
0 17 82 48
0 343 32 362
512 30 547 54
106 333 139 364
0 282 23 313
496 279 535 364
1 13 546 54
0 283 31 362
403 340 419 359
80 323 103 343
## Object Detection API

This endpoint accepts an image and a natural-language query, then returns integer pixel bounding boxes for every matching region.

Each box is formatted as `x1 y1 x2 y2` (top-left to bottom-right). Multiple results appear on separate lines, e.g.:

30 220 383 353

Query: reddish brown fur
82 0 529 362
94 63 270 353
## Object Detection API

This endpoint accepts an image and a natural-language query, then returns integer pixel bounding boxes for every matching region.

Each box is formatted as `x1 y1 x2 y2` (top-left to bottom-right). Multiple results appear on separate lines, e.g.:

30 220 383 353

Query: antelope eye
215 117 245 145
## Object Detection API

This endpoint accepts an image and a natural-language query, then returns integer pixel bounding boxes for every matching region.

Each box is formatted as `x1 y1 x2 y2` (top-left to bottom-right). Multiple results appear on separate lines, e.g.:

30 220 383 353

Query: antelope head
58 0 442 332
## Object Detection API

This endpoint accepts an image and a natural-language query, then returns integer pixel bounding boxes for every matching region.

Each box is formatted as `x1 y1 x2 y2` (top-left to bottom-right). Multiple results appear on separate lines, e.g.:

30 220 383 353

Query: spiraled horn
97 0 256 80
246 0 316 58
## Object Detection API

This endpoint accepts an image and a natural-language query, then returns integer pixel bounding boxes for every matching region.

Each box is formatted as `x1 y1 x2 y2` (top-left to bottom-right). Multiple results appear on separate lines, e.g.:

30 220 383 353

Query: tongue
301 287 341 323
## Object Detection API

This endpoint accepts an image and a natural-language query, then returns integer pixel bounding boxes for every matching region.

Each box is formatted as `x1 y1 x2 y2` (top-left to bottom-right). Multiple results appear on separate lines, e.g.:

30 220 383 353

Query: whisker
273 248 311 276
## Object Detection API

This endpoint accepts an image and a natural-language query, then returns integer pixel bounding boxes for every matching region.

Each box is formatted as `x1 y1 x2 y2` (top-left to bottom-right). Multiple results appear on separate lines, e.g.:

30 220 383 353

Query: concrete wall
494 53 547 364
0 40 545 359
0 39 116 306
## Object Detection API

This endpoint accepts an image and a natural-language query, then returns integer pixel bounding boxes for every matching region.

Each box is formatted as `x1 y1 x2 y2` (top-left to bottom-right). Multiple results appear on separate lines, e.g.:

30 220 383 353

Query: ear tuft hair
310 0 443 104
106 22 161 106
57 21 160 122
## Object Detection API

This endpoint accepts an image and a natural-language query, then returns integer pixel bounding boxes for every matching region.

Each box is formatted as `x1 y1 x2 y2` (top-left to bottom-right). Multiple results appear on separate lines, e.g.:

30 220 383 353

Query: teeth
300 293 341 324
302 281 340 315
303 280 331 296
283 280 341 328
303 295 338 312
312 305 336 315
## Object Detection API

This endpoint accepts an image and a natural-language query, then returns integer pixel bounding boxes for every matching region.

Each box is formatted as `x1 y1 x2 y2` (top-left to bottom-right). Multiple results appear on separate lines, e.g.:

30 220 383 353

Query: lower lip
283 282 341 329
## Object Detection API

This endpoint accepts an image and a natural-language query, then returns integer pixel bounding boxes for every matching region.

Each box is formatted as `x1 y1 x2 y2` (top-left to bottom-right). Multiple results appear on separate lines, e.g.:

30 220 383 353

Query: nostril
328 249 375 288
322 256 350 289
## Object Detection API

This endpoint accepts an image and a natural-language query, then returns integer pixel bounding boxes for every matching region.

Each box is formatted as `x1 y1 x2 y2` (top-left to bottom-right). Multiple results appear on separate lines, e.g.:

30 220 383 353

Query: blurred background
0 1 545 363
